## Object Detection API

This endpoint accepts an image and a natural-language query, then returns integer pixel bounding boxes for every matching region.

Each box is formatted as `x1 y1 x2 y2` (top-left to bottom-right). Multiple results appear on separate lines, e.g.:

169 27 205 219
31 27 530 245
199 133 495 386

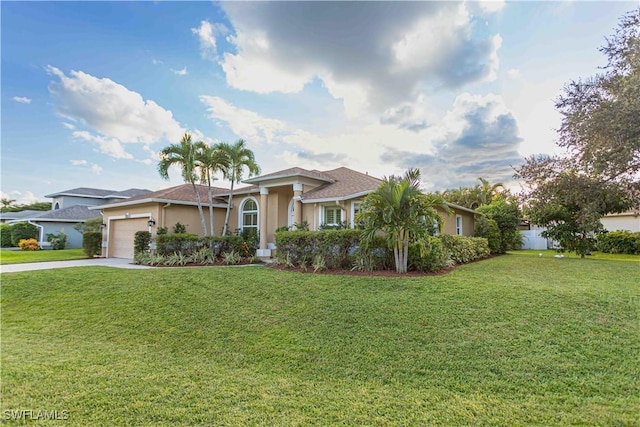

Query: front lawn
0 248 86 265
2 254 638 425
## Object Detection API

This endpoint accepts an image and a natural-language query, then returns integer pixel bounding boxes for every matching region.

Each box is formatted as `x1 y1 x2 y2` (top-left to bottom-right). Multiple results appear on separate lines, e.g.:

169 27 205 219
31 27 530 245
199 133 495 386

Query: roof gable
301 167 383 201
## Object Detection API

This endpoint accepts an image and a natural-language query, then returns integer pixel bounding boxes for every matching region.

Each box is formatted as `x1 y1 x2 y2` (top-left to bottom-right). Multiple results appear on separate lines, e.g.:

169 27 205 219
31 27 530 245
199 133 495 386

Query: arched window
53 201 60 210
240 197 258 231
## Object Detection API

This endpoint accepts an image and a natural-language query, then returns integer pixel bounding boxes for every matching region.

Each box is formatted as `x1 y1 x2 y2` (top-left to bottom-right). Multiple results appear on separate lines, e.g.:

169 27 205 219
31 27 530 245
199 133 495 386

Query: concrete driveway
0 258 154 273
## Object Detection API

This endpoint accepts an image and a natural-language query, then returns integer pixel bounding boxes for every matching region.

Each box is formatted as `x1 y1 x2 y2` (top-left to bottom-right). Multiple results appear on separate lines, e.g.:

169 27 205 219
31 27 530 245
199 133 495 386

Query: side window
323 206 342 227
456 215 463 235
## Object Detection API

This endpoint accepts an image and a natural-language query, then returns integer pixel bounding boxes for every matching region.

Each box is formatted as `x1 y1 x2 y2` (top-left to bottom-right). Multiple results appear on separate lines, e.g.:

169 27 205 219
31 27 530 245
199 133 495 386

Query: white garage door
110 218 148 258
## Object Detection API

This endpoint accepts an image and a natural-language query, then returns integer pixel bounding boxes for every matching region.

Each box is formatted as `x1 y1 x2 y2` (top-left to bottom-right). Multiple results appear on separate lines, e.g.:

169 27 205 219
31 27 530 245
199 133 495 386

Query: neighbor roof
45 187 151 199
1 206 101 223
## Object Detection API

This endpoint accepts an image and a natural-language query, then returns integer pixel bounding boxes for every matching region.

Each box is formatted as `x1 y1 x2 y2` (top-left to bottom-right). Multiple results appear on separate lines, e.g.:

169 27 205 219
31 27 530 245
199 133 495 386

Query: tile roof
95 183 259 209
244 167 335 184
301 167 382 201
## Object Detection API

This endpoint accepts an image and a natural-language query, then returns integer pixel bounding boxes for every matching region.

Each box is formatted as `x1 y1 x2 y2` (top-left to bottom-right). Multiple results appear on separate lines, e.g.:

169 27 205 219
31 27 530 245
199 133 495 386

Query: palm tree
158 133 208 236
358 168 445 274
197 142 230 236
477 177 505 206
219 139 260 236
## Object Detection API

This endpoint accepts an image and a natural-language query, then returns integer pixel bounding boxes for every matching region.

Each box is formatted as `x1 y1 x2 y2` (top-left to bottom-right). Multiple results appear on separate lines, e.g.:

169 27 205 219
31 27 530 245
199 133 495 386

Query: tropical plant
18 238 40 251
46 231 67 250
158 133 208 236
197 142 230 236
218 139 260 236
358 168 445 274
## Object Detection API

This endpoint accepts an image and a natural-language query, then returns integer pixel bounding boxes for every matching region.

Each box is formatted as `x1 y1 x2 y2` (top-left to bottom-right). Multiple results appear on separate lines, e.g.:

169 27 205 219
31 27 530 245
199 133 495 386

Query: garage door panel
110 218 148 258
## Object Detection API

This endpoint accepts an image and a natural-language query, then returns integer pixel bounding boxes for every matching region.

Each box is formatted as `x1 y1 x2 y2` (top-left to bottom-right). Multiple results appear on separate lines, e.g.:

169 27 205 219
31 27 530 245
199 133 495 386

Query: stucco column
293 183 303 229
259 187 269 251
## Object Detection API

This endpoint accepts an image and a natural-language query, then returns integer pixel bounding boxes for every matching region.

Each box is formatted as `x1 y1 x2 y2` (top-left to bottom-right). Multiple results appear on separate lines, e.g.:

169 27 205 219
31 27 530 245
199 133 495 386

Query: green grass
510 249 640 262
0 248 86 265
2 255 638 425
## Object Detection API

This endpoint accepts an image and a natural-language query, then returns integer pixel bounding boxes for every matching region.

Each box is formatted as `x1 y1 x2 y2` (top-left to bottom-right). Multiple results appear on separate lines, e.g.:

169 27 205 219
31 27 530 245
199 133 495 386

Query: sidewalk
0 258 154 273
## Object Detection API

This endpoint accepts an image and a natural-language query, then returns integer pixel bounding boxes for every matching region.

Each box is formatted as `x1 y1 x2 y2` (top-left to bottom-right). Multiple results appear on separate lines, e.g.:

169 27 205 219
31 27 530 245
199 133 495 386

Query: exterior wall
162 204 207 235
40 222 84 248
436 206 475 237
601 213 640 232
101 203 161 257
53 195 103 209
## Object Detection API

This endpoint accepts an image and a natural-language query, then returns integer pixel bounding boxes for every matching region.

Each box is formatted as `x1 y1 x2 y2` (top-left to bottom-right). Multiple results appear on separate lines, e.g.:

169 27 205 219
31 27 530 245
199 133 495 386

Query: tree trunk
207 176 214 236
191 182 208 236
222 176 235 236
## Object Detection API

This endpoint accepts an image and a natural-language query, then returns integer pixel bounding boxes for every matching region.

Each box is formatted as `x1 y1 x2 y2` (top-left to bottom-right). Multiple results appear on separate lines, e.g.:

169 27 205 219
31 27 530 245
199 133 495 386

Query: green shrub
10 222 38 246
597 231 640 254
46 231 67 250
275 229 362 269
134 231 152 255
1 223 13 247
439 235 490 264
156 233 200 256
83 231 102 257
156 226 168 235
19 238 40 251
474 216 501 253
408 236 451 272
351 236 393 272
173 222 187 234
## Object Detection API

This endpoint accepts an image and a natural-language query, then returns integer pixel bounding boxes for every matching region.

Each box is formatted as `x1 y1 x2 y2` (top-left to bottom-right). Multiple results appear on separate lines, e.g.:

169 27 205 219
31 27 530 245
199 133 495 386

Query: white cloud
62 122 76 130
192 20 227 58
46 65 185 145
72 130 134 160
217 2 503 117
152 59 163 65
507 68 521 79
13 96 31 104
91 164 103 175
200 95 286 144
171 67 188 76
70 159 88 166
1 190 41 205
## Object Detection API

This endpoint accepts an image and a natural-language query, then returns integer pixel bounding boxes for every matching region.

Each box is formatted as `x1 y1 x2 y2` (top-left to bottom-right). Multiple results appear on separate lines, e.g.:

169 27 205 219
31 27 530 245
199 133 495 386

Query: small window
456 215 463 235
241 198 258 230
53 201 60 210
323 206 342 227
351 201 362 228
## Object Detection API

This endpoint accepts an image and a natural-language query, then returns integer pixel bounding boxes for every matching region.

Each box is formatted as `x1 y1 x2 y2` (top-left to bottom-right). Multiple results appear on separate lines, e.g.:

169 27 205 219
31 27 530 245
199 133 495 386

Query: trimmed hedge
83 231 102 257
10 222 38 247
439 235 490 264
408 237 450 272
275 230 490 272
275 229 362 269
474 216 501 254
597 231 640 254
155 234 246 258
134 231 152 255
1 223 13 247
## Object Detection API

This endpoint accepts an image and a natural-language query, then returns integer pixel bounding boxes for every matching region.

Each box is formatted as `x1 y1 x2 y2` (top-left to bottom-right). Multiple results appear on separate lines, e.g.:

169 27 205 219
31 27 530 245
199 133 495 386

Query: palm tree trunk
207 175 214 236
222 176 235 236
191 182 208 236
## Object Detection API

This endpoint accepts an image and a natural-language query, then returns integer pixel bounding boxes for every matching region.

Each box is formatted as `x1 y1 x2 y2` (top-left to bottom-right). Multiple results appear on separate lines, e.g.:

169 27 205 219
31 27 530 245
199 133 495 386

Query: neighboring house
601 210 640 232
2 187 150 248
96 167 481 259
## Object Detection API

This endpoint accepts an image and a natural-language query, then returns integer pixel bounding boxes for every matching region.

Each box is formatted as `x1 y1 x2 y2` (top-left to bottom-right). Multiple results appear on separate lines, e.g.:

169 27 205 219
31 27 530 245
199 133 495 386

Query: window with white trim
53 201 60 210
456 215 463 235
351 201 362 228
241 198 258 231
323 206 342 227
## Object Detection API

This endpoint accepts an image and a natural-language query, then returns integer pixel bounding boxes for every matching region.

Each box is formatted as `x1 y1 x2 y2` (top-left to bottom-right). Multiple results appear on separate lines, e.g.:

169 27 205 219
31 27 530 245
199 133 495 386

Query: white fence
520 229 550 250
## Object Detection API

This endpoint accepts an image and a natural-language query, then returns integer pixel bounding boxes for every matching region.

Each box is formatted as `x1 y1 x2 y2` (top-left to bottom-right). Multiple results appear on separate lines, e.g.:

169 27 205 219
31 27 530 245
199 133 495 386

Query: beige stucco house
600 210 640 232
93 167 480 258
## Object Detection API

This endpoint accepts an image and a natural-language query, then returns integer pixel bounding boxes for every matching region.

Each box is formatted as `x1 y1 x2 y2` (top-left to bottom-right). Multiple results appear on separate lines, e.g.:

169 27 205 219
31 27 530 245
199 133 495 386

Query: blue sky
2 1 637 204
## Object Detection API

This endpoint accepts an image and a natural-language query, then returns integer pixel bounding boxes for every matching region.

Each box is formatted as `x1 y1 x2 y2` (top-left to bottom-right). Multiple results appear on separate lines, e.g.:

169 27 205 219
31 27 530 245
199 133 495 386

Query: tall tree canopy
158 133 208 236
554 8 639 199
441 177 506 209
516 9 638 255
218 139 260 236
197 142 229 236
